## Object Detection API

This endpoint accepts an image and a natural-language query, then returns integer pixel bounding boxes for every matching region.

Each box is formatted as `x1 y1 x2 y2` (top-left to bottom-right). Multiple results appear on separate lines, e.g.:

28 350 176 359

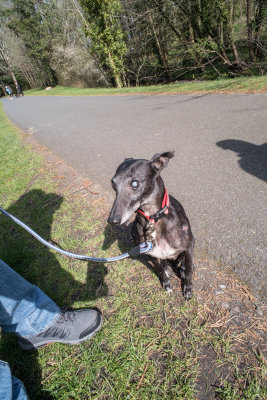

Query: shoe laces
57 311 77 323
36 311 79 339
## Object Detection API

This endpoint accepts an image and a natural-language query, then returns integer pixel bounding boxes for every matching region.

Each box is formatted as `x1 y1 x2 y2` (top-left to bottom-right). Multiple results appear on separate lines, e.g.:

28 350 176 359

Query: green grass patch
0 108 41 207
25 76 267 97
0 103 266 399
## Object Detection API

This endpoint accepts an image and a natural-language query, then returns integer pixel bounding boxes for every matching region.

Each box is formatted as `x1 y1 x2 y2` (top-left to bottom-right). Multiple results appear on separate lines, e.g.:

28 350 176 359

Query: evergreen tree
80 0 127 88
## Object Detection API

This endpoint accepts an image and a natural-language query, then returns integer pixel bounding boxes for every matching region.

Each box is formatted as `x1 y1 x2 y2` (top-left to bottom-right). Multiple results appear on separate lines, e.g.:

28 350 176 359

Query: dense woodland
0 0 266 94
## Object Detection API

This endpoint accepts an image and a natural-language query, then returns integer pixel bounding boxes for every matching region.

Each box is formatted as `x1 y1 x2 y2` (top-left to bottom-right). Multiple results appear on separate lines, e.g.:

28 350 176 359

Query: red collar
137 188 169 224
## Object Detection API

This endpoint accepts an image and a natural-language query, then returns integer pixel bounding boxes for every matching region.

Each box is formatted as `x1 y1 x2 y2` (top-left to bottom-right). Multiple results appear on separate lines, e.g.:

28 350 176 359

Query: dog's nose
108 215 121 226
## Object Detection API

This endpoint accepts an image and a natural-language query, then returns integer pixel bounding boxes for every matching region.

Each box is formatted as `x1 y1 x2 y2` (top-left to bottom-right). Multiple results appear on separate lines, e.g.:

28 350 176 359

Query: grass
0 103 266 399
25 76 267 97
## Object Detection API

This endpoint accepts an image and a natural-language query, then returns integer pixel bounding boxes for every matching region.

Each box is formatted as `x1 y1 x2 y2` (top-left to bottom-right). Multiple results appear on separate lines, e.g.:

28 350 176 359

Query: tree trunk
254 0 266 59
227 0 241 66
246 0 255 61
155 0 182 40
10 70 20 95
108 51 122 88
148 12 170 78
0 37 20 94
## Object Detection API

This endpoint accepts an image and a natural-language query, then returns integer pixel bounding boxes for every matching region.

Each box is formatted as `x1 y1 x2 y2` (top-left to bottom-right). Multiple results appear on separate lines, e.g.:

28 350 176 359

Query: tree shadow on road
216 139 267 182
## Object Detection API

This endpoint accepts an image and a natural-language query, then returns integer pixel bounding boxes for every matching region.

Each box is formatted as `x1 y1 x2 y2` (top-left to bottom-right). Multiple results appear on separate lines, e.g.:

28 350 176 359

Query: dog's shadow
102 221 184 293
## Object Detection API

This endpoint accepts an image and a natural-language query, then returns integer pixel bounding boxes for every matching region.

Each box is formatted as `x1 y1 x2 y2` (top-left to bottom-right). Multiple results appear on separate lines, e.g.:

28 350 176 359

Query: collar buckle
137 188 169 224
150 205 168 224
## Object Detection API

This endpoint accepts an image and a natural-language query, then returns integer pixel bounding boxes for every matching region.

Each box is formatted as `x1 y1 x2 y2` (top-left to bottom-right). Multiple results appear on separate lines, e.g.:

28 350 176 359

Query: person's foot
18 309 103 350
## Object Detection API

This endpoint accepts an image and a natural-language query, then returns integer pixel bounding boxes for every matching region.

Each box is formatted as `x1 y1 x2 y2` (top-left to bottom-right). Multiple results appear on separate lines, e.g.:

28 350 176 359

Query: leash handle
0 206 152 263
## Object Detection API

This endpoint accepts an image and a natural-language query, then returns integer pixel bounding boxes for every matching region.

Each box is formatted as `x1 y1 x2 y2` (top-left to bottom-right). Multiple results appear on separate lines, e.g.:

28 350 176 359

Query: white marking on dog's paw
165 286 173 294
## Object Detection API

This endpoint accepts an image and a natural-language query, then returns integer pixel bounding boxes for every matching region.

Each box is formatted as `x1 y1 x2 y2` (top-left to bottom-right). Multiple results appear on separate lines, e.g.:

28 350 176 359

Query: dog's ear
150 151 175 171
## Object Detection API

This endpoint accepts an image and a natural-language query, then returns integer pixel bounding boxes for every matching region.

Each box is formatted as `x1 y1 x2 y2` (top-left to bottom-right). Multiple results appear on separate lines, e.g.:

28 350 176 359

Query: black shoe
18 309 103 350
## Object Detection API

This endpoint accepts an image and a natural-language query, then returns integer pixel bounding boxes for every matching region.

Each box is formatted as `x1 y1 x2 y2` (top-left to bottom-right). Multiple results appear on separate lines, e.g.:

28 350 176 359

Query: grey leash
0 206 153 262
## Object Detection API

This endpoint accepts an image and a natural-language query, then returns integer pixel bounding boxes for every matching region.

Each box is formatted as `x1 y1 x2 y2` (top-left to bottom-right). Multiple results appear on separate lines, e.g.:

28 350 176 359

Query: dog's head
108 151 175 226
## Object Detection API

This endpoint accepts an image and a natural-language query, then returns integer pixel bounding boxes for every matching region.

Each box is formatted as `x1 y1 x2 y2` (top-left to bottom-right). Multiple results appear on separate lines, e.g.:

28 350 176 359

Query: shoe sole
18 314 103 350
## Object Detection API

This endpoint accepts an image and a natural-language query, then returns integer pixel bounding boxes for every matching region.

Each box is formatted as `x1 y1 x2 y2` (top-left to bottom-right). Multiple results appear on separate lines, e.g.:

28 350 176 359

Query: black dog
108 151 194 299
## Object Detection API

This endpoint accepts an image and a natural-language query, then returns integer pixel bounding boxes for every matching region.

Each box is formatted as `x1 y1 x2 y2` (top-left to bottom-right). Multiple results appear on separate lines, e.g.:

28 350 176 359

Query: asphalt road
2 94 267 300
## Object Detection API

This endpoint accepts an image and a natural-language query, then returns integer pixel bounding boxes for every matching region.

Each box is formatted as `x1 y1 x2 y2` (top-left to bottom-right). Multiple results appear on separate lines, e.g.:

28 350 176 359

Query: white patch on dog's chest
149 231 178 260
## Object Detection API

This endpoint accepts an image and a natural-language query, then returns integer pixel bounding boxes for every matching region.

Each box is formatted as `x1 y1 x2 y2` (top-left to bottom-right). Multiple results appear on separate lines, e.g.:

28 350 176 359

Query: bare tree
0 27 20 93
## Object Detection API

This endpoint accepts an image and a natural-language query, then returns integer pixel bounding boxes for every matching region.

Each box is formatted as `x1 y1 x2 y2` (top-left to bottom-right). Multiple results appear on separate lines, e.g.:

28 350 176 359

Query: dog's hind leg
152 258 173 293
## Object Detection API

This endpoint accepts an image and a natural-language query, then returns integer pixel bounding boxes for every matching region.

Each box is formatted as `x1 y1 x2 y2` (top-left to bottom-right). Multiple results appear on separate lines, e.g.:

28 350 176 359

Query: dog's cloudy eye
131 180 139 188
111 180 116 189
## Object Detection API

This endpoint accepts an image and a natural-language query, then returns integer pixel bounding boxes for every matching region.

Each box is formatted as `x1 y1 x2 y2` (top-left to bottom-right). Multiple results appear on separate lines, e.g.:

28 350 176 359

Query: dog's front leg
181 247 193 300
153 258 172 293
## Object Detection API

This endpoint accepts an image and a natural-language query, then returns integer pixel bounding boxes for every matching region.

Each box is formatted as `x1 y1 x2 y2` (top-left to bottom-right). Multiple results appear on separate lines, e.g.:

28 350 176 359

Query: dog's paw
183 286 193 300
163 282 173 294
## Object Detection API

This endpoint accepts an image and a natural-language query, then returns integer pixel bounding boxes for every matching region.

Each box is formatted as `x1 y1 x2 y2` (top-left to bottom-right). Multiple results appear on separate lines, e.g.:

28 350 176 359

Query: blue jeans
0 362 28 400
0 259 61 399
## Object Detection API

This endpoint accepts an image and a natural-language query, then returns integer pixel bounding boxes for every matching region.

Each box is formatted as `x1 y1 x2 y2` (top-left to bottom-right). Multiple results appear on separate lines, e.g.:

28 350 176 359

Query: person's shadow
216 139 267 182
0 189 108 399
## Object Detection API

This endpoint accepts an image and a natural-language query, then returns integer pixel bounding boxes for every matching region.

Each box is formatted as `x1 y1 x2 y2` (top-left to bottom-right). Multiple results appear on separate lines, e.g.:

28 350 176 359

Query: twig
68 183 93 195
240 285 256 303
208 315 234 328
93 197 104 204
145 328 171 350
41 199 61 209
136 363 148 389
85 187 99 195
41 353 73 384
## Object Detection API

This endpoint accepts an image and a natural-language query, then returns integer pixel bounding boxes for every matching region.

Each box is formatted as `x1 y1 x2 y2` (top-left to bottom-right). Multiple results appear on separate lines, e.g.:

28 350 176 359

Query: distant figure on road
5 85 13 99
15 82 24 97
